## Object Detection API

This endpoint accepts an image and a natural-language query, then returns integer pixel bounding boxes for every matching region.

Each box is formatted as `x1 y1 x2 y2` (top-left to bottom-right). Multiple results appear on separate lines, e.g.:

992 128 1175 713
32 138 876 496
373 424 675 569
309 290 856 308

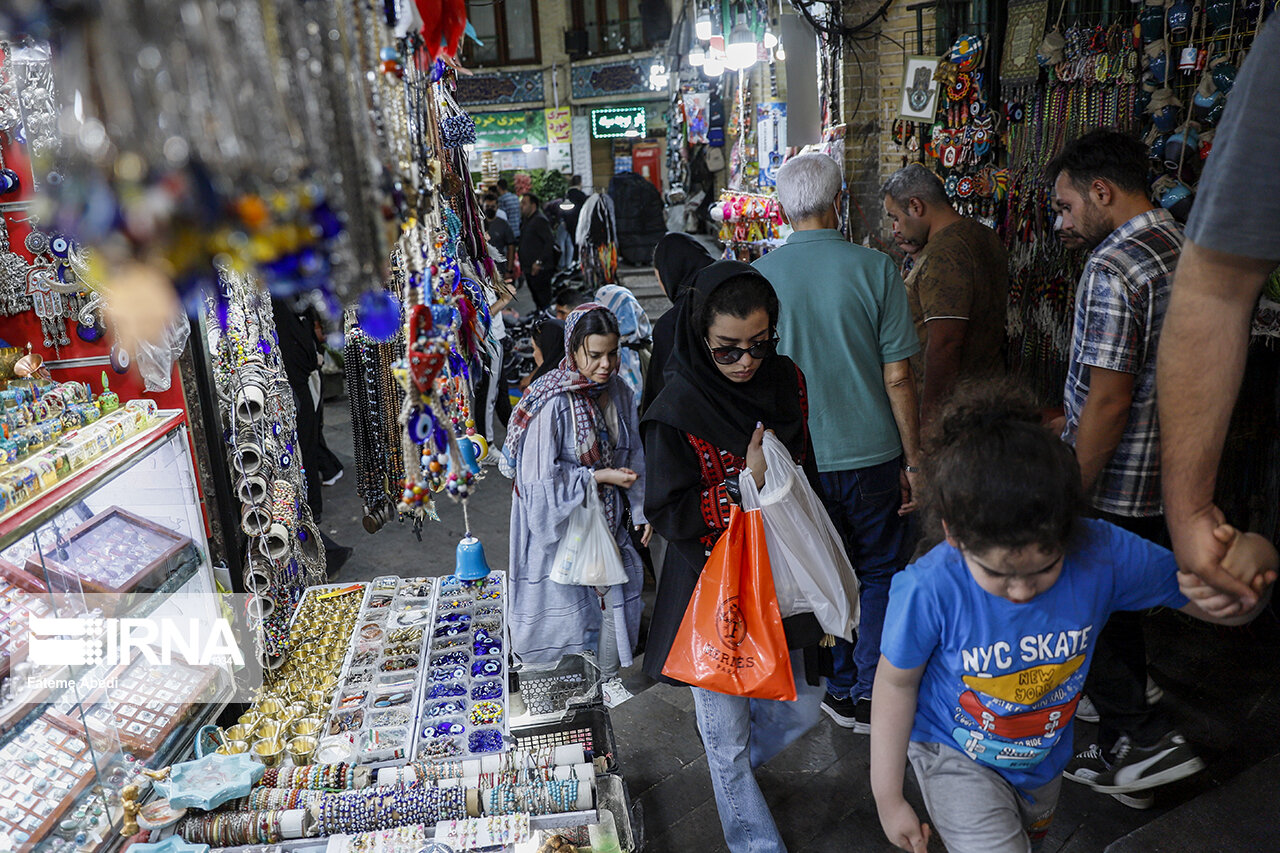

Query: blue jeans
818 458 908 702
691 650 824 853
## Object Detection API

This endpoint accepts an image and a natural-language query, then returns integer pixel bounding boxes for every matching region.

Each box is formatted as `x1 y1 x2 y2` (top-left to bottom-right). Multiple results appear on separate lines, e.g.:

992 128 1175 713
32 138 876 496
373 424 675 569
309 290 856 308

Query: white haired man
754 152 922 733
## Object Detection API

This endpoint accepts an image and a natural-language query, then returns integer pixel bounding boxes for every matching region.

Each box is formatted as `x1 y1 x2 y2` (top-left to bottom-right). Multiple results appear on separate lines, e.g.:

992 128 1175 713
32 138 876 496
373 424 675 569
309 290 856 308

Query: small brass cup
290 716 323 738
251 737 286 767
286 736 318 766
215 739 250 756
255 721 282 741
225 724 256 744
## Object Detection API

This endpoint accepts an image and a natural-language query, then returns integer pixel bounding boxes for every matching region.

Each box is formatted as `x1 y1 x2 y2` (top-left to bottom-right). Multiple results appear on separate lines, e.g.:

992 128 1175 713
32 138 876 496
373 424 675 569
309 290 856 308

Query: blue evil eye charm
358 289 402 343
408 408 431 443
472 658 501 678
109 342 131 374
429 721 465 738
471 680 503 701
49 235 70 258
428 681 466 699
76 321 105 343
429 701 464 717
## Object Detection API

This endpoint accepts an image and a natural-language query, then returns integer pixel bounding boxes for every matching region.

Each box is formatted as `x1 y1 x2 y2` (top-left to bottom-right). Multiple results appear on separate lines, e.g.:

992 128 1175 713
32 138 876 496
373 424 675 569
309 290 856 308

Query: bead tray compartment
413 571 510 763
330 576 436 768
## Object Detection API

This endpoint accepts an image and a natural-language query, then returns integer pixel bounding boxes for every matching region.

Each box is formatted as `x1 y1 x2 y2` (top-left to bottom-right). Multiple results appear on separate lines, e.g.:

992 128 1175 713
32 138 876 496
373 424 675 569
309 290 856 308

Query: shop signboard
591 106 647 139
757 102 788 187
571 114 594 189
545 107 573 172
472 110 547 151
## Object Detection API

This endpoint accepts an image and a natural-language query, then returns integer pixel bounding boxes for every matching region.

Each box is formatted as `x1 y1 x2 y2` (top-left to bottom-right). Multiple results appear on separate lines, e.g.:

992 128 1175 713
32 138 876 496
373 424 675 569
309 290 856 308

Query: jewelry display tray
325 575 435 771
21 504 195 594
410 570 511 765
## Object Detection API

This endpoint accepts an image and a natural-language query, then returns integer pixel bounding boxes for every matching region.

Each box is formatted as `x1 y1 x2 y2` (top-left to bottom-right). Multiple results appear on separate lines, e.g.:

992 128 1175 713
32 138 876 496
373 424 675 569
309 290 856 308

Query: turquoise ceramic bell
455 535 492 582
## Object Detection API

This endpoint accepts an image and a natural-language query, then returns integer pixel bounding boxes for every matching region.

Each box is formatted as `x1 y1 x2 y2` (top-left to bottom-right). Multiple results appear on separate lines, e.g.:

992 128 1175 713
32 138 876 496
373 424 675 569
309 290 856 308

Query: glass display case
0 411 234 853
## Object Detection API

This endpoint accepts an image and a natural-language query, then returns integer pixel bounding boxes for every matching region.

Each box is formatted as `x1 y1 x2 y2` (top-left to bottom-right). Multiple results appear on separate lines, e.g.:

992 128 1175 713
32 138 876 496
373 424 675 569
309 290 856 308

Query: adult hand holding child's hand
1179 524 1279 619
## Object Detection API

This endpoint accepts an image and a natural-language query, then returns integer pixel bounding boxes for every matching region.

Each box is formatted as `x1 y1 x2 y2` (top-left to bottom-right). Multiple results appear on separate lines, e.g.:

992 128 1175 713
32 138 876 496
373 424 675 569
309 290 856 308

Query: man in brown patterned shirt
882 165 1010 427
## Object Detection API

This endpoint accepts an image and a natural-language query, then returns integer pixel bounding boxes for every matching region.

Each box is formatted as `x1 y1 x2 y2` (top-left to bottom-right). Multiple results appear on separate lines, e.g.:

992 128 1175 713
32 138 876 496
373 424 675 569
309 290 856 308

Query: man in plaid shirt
1048 130 1204 804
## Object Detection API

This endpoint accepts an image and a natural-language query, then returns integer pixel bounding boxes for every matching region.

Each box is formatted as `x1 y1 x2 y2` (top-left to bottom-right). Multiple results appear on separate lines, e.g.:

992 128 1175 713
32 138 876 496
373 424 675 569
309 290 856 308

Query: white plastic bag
550 485 629 587
741 432 860 640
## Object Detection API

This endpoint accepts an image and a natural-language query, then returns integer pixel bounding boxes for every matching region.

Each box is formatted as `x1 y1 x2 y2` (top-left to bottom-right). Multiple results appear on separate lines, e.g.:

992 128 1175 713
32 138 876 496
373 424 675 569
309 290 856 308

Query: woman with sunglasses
642 261 826 853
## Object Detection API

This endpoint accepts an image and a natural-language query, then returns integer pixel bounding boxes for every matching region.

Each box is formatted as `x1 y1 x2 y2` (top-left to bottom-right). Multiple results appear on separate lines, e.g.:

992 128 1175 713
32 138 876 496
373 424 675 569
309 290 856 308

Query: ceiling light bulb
775 43 786 61
703 51 725 77
689 44 706 67
726 15 757 70
695 12 712 40
763 30 777 49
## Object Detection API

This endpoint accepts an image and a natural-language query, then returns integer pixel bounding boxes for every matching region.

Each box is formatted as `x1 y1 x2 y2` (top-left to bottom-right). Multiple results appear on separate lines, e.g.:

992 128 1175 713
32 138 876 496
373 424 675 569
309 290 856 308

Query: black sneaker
1090 732 1205 794
1063 744 1155 809
820 693 871 733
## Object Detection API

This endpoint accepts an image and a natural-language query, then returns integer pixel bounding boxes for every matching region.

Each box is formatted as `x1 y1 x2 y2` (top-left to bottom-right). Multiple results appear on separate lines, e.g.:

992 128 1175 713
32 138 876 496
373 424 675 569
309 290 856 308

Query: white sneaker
322 469 344 486
1146 676 1164 705
600 677 634 709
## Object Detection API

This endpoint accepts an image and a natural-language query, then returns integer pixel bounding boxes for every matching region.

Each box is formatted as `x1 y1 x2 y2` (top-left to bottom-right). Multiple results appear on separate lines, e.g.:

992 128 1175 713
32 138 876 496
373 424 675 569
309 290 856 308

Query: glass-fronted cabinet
0 411 234 853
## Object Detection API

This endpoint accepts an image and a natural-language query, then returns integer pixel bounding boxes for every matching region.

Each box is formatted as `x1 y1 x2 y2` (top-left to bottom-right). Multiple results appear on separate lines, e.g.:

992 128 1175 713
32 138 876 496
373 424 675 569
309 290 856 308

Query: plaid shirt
1061 209 1183 517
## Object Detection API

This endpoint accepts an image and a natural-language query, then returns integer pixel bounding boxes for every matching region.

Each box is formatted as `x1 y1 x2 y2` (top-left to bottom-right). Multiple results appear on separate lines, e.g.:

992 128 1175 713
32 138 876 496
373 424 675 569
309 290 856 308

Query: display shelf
0 409 232 853
0 411 187 547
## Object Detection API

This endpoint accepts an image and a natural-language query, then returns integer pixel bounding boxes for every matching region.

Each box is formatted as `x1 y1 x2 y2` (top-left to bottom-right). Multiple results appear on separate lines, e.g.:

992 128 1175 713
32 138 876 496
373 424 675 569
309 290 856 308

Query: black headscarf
529 319 566 382
643 260 806 459
653 233 716 300
642 234 717 413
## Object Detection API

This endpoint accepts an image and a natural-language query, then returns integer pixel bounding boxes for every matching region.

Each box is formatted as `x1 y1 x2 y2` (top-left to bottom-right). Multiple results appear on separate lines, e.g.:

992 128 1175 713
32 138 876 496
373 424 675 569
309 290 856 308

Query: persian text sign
472 110 547 150
591 106 646 139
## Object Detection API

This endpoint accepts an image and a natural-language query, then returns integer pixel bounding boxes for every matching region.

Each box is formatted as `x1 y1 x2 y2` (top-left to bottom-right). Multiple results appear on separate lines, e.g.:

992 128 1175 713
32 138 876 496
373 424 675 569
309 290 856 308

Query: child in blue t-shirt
869 384 1277 853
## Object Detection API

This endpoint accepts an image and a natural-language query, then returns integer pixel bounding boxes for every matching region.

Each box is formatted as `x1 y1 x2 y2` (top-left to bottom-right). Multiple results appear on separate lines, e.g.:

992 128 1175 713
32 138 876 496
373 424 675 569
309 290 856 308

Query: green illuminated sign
591 106 647 139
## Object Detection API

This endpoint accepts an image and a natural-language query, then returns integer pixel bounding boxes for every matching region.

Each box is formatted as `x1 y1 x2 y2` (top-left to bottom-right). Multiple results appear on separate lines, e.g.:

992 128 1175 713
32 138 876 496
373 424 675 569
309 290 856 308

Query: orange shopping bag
662 505 796 700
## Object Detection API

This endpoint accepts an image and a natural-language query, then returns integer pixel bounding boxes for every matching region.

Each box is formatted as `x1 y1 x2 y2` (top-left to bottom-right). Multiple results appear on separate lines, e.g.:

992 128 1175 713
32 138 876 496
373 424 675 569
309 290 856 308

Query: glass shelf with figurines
0 409 234 853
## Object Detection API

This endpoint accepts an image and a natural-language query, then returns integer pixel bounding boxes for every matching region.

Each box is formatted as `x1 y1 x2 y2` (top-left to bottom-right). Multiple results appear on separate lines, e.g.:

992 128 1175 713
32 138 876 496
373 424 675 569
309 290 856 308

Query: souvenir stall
0 30 241 853
0 0 643 848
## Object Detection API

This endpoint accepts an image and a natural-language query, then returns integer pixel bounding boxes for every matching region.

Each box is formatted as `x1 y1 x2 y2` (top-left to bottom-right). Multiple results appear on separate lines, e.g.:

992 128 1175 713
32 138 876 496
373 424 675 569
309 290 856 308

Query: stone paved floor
314 264 1280 852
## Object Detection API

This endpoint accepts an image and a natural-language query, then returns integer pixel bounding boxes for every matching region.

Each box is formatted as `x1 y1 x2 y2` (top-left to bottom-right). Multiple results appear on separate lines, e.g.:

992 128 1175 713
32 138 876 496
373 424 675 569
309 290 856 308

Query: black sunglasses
706 336 779 365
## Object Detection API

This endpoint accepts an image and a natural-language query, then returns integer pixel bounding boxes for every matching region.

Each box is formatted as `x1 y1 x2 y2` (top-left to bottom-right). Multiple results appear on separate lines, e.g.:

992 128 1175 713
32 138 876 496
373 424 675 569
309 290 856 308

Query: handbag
740 432 860 641
549 485 629 586
662 505 796 700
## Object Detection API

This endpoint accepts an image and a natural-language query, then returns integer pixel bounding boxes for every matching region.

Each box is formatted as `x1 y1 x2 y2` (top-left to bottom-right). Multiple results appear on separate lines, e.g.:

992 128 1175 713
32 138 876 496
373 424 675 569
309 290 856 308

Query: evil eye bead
471 680 503 701
468 729 504 754
472 658 501 678
49 235 70 258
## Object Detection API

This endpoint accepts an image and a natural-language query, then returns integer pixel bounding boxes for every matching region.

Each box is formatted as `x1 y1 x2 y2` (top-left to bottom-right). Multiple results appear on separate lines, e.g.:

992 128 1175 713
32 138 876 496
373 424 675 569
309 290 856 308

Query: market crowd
488 25 1280 853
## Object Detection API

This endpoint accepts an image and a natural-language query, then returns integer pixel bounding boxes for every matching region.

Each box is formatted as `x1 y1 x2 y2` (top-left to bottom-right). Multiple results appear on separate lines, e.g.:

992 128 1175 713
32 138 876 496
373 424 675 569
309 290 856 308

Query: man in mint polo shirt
754 153 922 732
